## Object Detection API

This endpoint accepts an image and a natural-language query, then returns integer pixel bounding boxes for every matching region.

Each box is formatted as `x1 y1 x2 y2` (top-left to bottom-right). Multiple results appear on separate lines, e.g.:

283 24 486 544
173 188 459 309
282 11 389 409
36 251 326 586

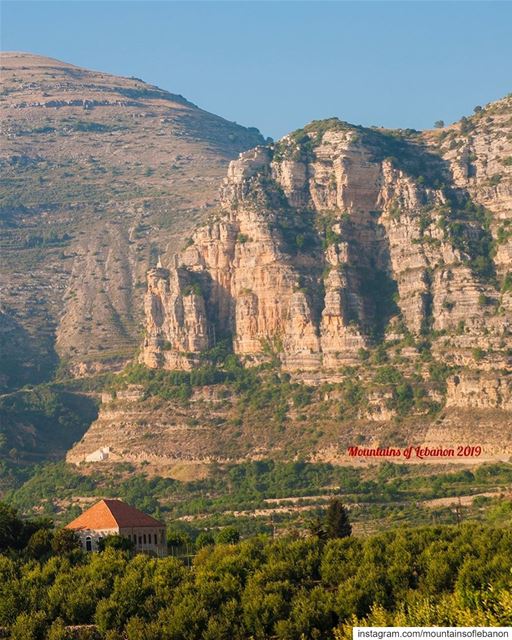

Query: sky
1 1 511 139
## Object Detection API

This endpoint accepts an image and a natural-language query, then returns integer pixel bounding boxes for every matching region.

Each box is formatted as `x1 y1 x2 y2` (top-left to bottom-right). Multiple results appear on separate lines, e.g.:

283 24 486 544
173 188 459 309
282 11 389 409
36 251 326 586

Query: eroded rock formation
141 110 511 374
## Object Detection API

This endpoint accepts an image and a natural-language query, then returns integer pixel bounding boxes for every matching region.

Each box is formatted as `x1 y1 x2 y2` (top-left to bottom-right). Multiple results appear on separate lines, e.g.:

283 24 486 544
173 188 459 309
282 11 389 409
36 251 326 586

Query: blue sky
2 1 511 138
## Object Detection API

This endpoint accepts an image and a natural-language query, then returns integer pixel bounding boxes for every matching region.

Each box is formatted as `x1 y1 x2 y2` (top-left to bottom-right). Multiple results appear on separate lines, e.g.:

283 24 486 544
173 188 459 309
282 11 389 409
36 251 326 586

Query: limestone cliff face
142 114 511 374
70 102 512 469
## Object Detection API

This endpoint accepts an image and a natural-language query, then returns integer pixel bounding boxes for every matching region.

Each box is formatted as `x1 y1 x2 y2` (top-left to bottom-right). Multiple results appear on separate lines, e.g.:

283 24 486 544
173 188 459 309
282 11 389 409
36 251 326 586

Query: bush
501 272 512 294
51 528 81 555
374 366 403 385
472 347 486 362
11 611 47 640
98 534 134 553
195 531 215 549
216 526 241 544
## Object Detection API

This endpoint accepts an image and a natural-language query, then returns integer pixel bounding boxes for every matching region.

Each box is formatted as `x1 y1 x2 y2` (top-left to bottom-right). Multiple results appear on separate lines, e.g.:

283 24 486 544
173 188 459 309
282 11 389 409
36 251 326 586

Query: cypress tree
325 498 352 539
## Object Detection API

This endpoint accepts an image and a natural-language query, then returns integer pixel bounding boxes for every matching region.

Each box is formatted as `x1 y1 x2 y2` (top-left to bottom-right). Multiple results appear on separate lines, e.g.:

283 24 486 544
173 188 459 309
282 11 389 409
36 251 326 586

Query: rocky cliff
141 106 511 377
2 69 505 468
64 99 512 470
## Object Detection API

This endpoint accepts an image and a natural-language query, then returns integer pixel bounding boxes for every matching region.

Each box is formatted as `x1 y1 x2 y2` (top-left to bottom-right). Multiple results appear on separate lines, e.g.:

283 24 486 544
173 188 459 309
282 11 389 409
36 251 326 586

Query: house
65 499 167 556
84 446 111 462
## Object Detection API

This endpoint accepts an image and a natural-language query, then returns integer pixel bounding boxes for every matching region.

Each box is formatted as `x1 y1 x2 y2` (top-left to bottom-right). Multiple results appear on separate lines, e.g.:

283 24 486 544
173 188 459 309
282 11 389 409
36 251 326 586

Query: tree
434 120 445 129
216 526 240 545
26 528 54 560
473 105 482 114
167 528 192 547
47 619 67 640
0 502 24 551
460 116 473 134
308 516 328 541
98 534 134 553
195 531 215 549
325 498 352 539
10 611 47 640
51 528 81 555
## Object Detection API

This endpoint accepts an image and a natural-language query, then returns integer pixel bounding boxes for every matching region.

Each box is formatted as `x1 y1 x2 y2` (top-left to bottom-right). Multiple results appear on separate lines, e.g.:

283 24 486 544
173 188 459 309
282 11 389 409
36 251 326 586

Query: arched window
85 536 92 552
139 535 142 545
143 534 146 545
154 533 157 545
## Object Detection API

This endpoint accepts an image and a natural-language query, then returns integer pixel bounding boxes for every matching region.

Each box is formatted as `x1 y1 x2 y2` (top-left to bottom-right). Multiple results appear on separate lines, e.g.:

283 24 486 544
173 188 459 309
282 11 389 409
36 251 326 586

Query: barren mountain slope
0 52 264 388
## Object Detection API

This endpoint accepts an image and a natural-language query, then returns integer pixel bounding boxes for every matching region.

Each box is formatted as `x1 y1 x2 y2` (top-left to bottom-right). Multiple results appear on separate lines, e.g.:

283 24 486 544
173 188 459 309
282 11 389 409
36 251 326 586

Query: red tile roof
66 499 164 530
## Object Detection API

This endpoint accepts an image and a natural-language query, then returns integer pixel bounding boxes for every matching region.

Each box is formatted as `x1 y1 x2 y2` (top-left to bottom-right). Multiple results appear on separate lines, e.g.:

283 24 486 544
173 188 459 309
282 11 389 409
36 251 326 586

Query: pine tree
325 498 352 539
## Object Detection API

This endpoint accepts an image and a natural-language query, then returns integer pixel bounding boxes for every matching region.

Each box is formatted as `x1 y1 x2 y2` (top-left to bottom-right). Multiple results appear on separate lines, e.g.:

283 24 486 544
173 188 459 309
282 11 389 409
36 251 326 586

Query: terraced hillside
69 97 512 471
0 52 264 388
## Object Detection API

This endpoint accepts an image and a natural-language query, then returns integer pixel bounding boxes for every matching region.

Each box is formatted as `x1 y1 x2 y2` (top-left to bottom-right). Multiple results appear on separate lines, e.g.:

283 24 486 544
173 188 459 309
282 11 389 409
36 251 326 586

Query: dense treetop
0 518 511 639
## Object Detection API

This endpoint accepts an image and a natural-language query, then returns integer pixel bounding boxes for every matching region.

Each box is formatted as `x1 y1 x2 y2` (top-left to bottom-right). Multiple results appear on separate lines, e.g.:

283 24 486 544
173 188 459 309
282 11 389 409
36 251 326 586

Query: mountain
0 52 264 389
67 97 512 471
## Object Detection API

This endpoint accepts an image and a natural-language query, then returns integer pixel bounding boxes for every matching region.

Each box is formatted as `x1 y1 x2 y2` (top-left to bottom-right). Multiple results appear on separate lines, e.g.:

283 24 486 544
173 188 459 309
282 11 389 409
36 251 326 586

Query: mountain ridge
68 94 512 471
1 52 510 471
0 51 264 389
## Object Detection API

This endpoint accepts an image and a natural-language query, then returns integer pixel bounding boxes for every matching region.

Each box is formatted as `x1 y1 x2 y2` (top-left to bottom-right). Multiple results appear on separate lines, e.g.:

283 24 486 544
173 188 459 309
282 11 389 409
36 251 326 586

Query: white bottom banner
353 629 512 640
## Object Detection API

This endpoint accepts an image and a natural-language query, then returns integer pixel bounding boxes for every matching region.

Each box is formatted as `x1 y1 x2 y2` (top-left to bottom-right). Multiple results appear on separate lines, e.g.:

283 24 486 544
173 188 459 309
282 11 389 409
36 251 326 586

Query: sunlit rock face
142 106 511 375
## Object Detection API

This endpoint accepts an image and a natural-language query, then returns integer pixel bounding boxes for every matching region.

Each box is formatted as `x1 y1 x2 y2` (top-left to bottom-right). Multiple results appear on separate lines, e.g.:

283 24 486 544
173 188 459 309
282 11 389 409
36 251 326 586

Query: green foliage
363 128 445 189
98 534 135 553
501 272 512 293
6 459 512 545
459 116 474 135
0 502 25 551
357 348 370 362
0 386 98 463
182 282 202 296
69 121 118 133
10 611 48 640
325 498 352 539
428 361 453 392
437 194 495 281
374 366 403 385
196 531 215 549
23 230 71 248
26 528 54 560
372 343 388 364
339 379 367 416
472 347 486 362
216 526 241 545
237 233 250 244
496 222 512 244
391 382 415 415
273 118 349 161
51 528 81 555
0 524 510 637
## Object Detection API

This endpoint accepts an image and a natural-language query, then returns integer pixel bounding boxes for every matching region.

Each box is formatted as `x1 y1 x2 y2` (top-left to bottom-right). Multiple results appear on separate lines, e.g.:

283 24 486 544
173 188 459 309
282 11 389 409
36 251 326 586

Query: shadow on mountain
0 387 99 463
0 308 59 393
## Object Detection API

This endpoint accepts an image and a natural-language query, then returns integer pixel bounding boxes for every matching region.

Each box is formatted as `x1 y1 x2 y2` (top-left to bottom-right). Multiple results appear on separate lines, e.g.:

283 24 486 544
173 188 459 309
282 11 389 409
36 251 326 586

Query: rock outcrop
142 113 511 374
69 98 512 469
